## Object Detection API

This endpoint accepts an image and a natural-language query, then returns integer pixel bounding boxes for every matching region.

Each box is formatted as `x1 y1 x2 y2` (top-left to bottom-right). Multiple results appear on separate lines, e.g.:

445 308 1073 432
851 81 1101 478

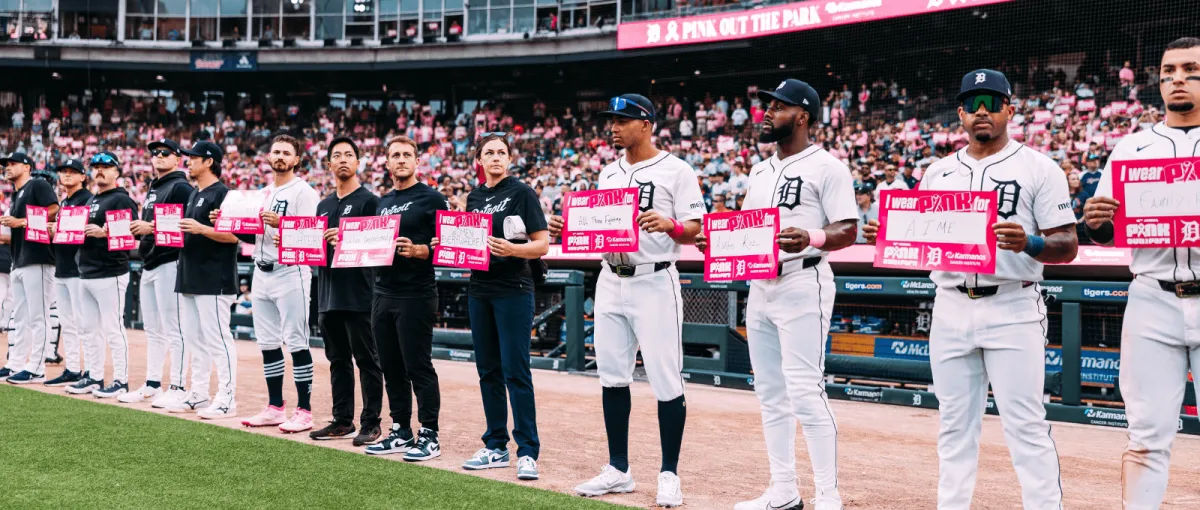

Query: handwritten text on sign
106 209 137 251
562 188 639 253
703 208 780 281
54 206 88 244
1111 157 1200 247
279 216 328 266
215 189 268 234
332 215 400 268
154 204 184 248
25 205 49 243
434 210 491 271
875 190 998 273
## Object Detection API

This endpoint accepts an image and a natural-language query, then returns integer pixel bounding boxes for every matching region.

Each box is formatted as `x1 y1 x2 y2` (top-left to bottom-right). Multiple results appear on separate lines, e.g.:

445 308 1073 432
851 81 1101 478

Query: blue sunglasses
90 153 117 167
480 132 508 137
610 97 651 117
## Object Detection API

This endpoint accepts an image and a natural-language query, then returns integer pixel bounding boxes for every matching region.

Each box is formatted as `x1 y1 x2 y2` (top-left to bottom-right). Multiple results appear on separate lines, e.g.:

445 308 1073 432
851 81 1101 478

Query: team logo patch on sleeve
776 175 804 209
990 178 1022 219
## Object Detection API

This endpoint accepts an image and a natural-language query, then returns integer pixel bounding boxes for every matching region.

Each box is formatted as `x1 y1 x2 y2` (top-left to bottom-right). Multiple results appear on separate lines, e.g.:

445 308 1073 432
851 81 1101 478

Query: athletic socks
658 395 687 475
291 349 314 411
146 380 161 389
602 386 632 473
262 348 285 408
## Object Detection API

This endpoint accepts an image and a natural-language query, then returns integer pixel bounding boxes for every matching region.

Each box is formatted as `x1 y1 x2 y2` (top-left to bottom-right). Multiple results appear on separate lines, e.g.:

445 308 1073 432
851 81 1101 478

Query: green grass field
0 385 627 510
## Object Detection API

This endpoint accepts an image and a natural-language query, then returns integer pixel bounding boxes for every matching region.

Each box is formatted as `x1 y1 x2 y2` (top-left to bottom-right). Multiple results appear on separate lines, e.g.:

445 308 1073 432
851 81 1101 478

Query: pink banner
215 189 268 235
333 215 401 268
1077 99 1097 112
1033 110 1052 123
278 216 328 266
1111 157 1200 247
106 209 136 251
1111 101 1128 114
874 190 998 273
703 208 780 281
433 210 492 271
1060 95 1077 106
931 132 948 145
53 205 87 244
617 0 1012 50
154 203 184 248
25 205 49 243
561 188 640 253
1053 104 1071 115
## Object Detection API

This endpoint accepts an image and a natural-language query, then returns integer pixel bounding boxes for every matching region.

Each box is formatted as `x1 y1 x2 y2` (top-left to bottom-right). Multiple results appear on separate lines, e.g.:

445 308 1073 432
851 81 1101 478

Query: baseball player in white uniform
866 70 1076 510
549 94 705 508
700 79 859 510
227 134 319 433
1083 37 1200 510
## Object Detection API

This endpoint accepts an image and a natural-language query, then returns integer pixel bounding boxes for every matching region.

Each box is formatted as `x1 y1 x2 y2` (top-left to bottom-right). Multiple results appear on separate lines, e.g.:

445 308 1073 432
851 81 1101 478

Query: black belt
955 281 1033 299
607 261 671 278
778 257 821 276
1154 278 1200 298
256 262 275 273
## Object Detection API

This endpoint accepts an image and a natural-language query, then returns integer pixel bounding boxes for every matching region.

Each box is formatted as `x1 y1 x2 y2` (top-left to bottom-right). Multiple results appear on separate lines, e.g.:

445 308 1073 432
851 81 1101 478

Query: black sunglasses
150 149 177 158
962 94 1008 114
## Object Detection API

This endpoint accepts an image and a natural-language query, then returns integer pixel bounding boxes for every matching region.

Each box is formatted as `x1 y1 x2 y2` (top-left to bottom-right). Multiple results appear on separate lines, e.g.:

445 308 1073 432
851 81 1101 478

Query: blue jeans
468 293 540 459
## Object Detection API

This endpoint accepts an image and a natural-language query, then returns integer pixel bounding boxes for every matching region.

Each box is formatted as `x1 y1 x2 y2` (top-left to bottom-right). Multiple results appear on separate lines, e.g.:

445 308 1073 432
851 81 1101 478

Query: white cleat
151 388 187 409
734 484 803 510
198 390 236 420
811 488 843 510
656 471 684 508
117 384 162 404
575 465 636 497
166 392 211 414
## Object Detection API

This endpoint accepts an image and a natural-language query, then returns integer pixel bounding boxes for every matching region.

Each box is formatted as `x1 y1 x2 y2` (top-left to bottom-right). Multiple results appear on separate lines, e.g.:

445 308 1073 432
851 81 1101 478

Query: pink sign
332 215 400 268
1111 101 1128 114
25 205 50 243
433 210 492 271
1111 157 1200 247
616 0 1012 50
874 190 998 273
703 208 780 281
278 216 327 266
931 132 949 145
1053 104 1070 115
215 189 268 235
53 206 88 244
1077 99 1097 112
561 188 640 253
106 209 136 251
1033 110 1052 123
154 204 184 248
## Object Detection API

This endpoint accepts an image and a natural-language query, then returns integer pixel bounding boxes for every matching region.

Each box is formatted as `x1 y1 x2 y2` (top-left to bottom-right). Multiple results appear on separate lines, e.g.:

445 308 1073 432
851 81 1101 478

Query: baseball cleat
6 370 46 385
92 381 129 398
734 484 803 510
403 428 441 462
151 386 187 409
197 390 236 419
365 425 415 455
117 384 162 404
516 456 539 481
462 448 510 470
280 409 315 434
0 367 13 382
811 488 843 510
575 465 635 497
166 392 211 413
65 375 104 395
655 471 684 508
242 404 287 427
44 370 83 387
309 420 354 439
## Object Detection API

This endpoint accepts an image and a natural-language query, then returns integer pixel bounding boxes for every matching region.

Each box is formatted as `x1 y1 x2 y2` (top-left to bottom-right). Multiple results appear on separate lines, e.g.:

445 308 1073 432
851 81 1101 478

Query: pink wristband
668 218 684 239
806 228 827 249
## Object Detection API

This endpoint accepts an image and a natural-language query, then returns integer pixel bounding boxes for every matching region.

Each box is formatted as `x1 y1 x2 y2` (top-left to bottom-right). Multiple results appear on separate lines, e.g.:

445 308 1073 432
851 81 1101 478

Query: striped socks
263 348 285 408
291 349 313 412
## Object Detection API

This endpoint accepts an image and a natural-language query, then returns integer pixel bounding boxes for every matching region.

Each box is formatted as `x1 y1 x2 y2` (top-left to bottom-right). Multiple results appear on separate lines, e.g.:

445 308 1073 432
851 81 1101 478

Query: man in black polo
44 158 91 388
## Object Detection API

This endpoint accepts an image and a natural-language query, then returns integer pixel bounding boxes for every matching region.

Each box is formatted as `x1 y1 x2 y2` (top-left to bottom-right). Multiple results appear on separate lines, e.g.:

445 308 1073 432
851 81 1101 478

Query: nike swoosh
1136 144 1152 152
318 212 328 216
487 197 495 202
942 170 955 177
770 498 800 509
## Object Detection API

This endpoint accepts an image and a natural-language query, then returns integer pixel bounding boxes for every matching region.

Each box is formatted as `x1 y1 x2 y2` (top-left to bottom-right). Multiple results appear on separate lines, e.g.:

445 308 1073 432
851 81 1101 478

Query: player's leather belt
608 261 672 278
256 262 275 273
777 257 822 277
1150 277 1200 298
955 281 1034 299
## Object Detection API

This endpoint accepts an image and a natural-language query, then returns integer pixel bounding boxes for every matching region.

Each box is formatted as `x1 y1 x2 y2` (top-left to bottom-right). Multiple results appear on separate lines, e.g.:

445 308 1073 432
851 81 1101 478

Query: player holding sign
43 159 91 388
1083 37 1200 509
866 69 1076 510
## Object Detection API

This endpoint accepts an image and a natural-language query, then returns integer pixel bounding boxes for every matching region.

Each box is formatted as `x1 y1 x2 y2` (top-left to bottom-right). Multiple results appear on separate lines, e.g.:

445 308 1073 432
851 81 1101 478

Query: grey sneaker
516 456 539 480
575 465 636 497
462 447 510 470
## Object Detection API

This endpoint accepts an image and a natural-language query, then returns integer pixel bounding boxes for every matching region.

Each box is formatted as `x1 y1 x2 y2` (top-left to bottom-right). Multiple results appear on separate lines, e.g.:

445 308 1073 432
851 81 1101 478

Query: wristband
668 218 684 239
1023 235 1045 258
806 228 827 249
1085 222 1114 244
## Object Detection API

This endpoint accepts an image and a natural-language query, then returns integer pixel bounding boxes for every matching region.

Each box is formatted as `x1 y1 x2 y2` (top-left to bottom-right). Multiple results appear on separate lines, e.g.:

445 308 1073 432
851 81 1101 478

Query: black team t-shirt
374 182 449 300
11 178 58 268
53 188 93 279
315 186 379 313
78 187 139 279
465 176 548 298
176 181 238 295
138 171 194 271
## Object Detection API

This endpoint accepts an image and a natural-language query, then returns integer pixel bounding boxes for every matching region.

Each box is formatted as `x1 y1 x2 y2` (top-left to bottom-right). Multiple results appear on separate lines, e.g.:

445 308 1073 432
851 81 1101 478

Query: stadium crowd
0 65 1161 245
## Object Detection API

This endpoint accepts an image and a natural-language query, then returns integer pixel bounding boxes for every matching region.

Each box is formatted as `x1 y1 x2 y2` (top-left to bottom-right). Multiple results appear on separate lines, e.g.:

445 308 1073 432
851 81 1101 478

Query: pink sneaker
279 408 313 433
241 404 287 427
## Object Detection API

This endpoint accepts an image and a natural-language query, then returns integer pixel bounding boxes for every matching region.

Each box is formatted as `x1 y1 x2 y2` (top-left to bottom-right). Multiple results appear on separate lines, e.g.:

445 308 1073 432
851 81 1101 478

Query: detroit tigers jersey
920 140 1075 288
742 144 859 262
1094 123 1200 281
255 176 320 265
596 151 705 266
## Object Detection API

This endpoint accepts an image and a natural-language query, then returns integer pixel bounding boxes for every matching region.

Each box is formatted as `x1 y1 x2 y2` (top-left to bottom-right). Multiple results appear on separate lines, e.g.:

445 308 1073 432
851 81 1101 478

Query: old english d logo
990 178 1021 219
636 180 656 212
776 175 803 209
272 199 289 215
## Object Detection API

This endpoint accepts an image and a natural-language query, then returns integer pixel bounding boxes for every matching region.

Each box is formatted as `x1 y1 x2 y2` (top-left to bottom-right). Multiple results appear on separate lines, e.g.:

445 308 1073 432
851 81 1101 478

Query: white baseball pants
929 283 1063 510
140 262 186 386
251 265 311 353
1119 276 1200 510
593 265 685 401
746 262 839 493
180 294 236 397
6 265 54 375
55 277 83 373
78 274 130 383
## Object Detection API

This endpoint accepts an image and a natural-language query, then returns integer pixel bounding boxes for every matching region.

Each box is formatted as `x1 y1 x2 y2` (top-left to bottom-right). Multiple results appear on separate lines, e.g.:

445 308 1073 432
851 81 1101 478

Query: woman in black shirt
433 133 549 480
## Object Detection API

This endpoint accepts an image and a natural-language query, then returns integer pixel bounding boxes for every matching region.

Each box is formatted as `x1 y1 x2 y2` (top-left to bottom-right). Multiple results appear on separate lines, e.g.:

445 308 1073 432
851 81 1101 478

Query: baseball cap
758 79 821 123
0 152 35 167
957 69 1012 101
90 151 121 168
147 138 181 154
182 141 224 165
599 94 656 121
55 158 86 174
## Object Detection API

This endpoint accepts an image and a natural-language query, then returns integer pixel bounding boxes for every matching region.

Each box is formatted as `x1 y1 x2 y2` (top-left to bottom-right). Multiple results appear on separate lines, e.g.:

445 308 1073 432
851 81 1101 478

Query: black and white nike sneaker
404 427 441 462
92 381 129 398
364 424 415 455
66 374 103 395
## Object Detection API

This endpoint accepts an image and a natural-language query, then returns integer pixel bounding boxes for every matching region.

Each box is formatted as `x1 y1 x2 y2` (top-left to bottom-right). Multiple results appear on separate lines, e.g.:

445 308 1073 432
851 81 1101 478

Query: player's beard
760 122 793 144
1167 100 1196 113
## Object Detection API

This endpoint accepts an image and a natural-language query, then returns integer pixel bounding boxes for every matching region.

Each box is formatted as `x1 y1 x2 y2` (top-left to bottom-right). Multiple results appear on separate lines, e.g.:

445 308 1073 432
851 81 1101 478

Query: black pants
318 311 383 428
372 295 440 431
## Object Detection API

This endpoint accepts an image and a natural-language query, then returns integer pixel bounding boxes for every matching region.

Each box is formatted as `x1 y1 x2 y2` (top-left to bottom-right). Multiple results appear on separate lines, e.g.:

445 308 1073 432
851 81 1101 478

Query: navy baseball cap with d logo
599 94 656 121
758 79 821 121
957 69 1012 100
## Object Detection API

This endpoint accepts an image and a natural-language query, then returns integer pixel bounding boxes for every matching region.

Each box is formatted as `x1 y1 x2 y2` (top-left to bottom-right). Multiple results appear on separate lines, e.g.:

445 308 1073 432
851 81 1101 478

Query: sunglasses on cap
962 94 1008 114
90 153 118 167
150 149 177 158
480 132 508 138
609 97 652 117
